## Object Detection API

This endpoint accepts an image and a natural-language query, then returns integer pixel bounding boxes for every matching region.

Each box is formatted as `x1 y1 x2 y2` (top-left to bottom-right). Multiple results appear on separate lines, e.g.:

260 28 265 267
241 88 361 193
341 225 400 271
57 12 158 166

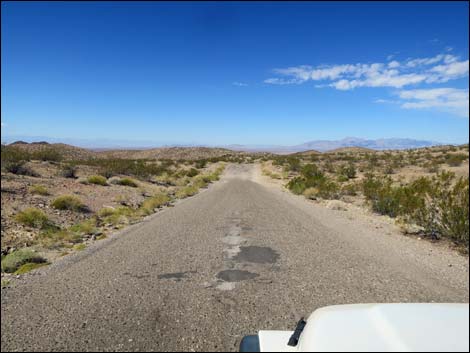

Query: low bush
175 185 199 199
14 262 48 275
38 229 82 249
115 177 138 187
87 175 108 186
338 163 356 179
139 194 171 215
29 184 49 195
445 153 467 167
60 164 77 178
1 249 47 273
69 218 97 235
51 195 88 212
15 207 50 229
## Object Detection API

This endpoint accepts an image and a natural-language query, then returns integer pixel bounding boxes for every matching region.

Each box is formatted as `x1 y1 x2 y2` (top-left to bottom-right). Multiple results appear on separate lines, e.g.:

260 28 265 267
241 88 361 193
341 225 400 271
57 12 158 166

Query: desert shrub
323 158 335 173
115 177 138 187
29 185 49 195
337 174 349 183
31 147 62 162
406 173 469 245
384 164 395 175
87 175 108 186
339 163 356 179
69 218 97 235
1 249 47 273
3 160 38 176
286 157 301 172
1 145 31 164
14 262 48 275
362 175 401 217
445 153 467 167
60 164 77 178
98 206 135 225
287 177 307 195
195 160 207 169
39 229 82 249
342 183 358 196
140 194 171 215
51 195 88 212
15 207 50 229
75 158 168 180
175 185 199 199
316 180 340 199
425 161 440 173
186 168 199 177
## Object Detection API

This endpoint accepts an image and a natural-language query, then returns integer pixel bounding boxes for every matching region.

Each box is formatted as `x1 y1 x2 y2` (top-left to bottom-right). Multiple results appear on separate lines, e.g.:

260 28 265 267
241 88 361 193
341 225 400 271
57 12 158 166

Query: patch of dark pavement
216 270 259 282
157 270 196 281
233 246 280 264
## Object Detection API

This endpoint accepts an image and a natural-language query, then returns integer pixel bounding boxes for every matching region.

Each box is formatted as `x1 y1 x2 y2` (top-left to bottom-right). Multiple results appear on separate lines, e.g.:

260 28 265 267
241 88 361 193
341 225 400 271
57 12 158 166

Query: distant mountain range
226 137 445 153
2 135 450 153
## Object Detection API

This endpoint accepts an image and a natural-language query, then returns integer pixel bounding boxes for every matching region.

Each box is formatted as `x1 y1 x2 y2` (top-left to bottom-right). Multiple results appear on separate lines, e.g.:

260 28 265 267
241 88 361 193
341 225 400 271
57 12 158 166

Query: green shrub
339 163 356 179
87 175 107 186
60 164 77 178
38 229 82 249
175 185 199 199
1 249 47 273
186 168 199 177
29 185 49 195
51 195 88 212
15 208 50 228
31 147 62 162
195 160 207 169
446 153 467 167
115 177 138 187
14 262 48 275
287 177 307 195
140 194 171 215
342 183 358 196
3 161 38 176
69 218 97 235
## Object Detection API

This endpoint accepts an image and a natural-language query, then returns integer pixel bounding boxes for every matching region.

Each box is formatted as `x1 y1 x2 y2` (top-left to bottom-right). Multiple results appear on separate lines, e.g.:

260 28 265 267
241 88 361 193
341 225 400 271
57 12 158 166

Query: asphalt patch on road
157 271 196 281
233 246 280 264
216 270 259 282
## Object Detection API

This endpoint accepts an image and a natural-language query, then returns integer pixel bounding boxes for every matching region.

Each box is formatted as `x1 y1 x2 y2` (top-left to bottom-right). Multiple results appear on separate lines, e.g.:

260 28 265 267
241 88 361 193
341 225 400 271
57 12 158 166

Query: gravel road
1 164 468 352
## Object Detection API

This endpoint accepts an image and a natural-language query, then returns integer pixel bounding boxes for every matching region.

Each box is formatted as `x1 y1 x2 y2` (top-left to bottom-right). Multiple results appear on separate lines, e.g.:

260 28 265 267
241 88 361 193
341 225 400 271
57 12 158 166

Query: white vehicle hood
259 303 469 352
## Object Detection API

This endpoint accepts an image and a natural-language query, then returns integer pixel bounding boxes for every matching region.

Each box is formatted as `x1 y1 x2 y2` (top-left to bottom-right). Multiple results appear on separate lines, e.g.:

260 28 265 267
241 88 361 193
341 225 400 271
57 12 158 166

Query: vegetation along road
1 164 468 351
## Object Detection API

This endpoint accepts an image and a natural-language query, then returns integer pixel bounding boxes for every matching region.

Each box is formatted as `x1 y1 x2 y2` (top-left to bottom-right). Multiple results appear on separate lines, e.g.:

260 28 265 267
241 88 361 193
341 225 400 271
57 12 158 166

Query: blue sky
1 1 469 146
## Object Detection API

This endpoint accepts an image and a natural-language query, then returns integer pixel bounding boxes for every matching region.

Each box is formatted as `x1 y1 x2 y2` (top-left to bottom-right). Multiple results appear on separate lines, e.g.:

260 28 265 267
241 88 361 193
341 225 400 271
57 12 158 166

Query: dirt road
1 164 468 351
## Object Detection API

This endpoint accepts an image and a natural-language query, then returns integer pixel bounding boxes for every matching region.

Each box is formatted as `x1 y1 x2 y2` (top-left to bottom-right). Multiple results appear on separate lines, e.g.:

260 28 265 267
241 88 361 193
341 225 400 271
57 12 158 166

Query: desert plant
339 163 356 179
51 195 88 212
139 194 171 215
1 249 47 273
60 164 77 178
115 177 138 187
445 153 467 167
15 207 50 229
29 184 49 195
87 175 108 186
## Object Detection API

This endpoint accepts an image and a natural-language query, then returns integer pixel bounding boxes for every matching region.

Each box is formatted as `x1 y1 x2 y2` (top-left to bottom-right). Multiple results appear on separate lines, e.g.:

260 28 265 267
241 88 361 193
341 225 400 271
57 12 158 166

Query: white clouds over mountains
264 53 469 117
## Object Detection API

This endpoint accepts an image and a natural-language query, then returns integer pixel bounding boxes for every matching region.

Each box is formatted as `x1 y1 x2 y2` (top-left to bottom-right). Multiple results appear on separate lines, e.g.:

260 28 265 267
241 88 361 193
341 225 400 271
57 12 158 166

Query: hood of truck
258 303 469 352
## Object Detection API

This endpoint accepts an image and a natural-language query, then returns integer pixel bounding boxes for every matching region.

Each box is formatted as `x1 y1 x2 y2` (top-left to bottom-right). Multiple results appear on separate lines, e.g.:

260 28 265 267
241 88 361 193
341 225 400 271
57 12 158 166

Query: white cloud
264 52 469 117
264 53 467 90
397 88 469 118
232 81 248 87
427 60 469 82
